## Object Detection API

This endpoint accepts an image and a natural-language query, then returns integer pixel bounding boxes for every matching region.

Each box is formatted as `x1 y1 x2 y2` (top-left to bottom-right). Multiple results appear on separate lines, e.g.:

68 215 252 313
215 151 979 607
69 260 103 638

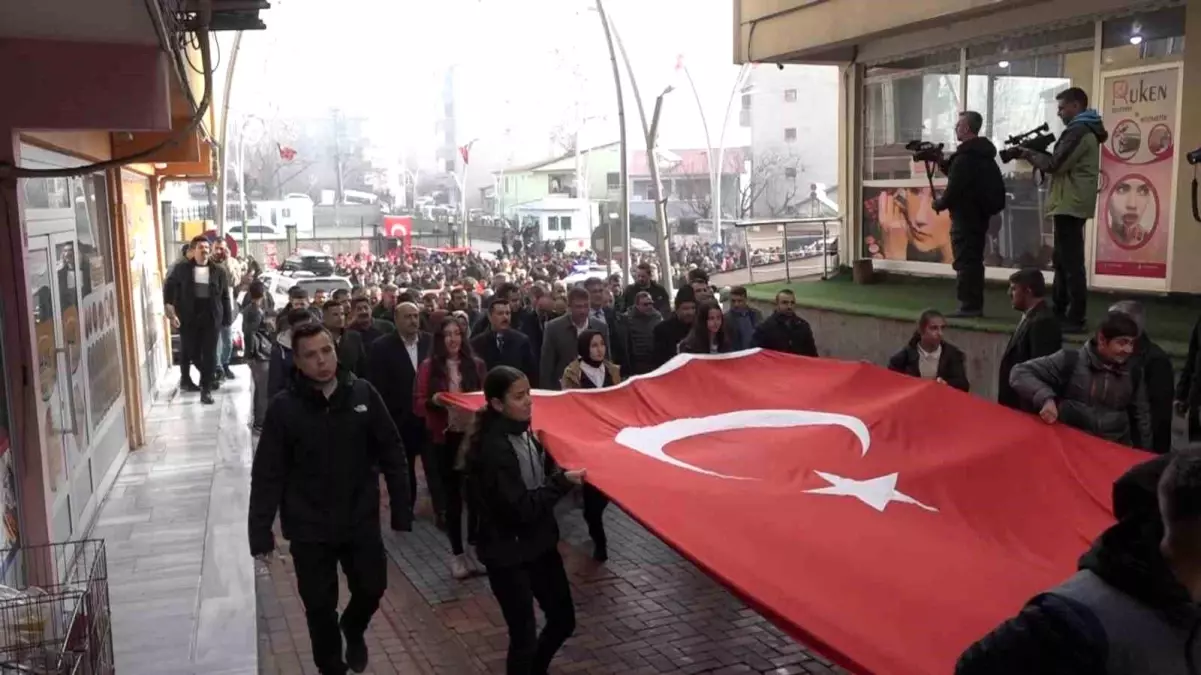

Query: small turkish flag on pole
278 144 297 162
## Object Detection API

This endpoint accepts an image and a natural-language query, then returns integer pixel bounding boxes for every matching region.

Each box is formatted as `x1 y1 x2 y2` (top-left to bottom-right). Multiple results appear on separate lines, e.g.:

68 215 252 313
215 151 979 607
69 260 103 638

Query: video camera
905 140 945 164
999 123 1056 163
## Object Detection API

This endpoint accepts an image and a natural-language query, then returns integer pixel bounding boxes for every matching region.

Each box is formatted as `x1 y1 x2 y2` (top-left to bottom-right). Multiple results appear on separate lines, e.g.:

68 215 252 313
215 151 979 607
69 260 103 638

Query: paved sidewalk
92 368 257 675
262 479 840 675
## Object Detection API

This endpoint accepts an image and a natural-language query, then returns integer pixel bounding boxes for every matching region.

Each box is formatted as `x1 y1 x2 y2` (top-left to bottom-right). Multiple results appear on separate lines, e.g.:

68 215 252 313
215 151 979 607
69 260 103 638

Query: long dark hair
681 300 730 353
459 365 528 472
428 316 482 394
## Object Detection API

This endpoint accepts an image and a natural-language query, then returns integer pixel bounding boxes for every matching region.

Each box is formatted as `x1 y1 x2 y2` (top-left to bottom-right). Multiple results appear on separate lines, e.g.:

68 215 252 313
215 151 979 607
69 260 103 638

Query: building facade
735 0 1199 293
1 1 255 557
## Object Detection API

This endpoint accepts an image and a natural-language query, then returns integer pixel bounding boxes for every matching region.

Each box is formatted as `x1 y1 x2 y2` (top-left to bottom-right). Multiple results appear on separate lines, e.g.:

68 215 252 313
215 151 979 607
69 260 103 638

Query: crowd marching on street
161 84 1201 675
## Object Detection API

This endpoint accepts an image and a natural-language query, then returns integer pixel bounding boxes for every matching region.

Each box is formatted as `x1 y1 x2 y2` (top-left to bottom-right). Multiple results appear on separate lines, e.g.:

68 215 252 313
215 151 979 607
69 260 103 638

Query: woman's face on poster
1109 178 1151 228
901 187 951 252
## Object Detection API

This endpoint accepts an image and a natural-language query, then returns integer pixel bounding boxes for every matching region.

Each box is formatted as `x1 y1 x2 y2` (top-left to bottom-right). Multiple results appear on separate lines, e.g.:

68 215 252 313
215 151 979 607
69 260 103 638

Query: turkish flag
444 350 1147 675
381 215 413 250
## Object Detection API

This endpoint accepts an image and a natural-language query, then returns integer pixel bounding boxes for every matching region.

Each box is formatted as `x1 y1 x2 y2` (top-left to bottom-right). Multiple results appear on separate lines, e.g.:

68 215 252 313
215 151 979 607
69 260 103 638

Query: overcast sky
227 0 752 167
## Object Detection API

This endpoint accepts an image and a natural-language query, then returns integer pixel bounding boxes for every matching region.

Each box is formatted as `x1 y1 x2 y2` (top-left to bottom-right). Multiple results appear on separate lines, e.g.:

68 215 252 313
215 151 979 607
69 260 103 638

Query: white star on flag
805 472 938 513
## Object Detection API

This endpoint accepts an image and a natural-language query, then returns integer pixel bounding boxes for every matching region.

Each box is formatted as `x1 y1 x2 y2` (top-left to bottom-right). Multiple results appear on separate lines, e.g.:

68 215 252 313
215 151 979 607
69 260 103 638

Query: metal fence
732 216 842 283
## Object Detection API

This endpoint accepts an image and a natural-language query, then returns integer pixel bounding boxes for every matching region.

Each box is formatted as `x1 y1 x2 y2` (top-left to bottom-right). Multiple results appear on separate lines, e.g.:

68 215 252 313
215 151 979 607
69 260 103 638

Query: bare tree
741 150 804 218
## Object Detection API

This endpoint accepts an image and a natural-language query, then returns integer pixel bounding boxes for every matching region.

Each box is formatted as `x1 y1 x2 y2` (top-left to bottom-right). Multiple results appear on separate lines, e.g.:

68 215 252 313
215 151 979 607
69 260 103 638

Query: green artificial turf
747 272 1201 358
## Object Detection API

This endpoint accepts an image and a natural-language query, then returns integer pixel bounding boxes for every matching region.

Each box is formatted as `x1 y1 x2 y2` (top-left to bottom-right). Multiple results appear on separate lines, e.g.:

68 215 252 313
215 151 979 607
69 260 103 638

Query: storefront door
27 232 90 540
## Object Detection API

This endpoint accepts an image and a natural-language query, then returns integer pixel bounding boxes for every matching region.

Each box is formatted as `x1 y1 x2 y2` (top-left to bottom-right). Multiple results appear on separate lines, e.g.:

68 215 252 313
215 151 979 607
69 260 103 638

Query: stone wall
751 301 1012 402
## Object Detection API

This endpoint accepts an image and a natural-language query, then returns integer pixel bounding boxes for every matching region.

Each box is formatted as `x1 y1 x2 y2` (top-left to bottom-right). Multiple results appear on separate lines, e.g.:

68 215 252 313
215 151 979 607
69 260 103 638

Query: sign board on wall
1094 64 1181 280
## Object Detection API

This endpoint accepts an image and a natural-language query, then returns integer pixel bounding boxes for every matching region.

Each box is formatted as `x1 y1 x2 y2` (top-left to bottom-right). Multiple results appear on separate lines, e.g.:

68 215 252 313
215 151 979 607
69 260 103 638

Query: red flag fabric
381 215 413 250
444 350 1147 675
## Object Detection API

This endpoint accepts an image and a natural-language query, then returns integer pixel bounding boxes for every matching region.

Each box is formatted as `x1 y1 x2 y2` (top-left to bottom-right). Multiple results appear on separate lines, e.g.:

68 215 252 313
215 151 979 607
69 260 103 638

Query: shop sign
1095 64 1180 279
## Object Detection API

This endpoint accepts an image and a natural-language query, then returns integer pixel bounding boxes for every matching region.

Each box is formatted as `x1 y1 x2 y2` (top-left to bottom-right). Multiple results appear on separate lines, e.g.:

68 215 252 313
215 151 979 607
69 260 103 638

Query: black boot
223 366 236 379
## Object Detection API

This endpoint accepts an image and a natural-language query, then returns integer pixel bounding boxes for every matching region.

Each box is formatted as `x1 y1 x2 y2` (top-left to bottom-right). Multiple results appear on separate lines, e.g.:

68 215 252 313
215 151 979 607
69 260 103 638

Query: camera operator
932 111 1006 318
1015 87 1109 334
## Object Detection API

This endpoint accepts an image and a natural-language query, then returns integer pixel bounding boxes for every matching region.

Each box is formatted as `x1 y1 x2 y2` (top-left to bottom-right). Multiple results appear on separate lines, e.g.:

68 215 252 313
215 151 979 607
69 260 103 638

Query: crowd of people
164 220 1201 673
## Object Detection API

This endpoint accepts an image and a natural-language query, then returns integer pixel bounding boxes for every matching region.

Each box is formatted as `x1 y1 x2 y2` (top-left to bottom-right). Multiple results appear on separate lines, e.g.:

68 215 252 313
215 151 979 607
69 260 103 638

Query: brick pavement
258 474 844 675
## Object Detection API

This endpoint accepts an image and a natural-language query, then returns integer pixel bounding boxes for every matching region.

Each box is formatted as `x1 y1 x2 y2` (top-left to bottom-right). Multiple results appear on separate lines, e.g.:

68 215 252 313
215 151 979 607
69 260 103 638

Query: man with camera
932 110 1006 318
1016 87 1108 334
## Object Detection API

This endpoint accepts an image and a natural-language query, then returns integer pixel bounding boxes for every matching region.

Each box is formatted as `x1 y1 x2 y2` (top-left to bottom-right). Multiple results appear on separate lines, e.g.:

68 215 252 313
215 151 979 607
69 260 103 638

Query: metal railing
733 216 842 283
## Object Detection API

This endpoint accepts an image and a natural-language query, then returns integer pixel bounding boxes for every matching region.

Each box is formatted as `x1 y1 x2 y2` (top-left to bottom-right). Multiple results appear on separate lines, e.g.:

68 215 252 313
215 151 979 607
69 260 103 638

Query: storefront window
863 50 962 182
861 50 961 263
962 26 1095 269
1102 6 1186 69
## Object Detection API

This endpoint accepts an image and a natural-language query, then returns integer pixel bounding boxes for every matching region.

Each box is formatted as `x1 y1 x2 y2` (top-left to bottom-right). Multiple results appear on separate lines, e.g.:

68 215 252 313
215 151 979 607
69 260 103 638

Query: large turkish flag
444 350 1147 675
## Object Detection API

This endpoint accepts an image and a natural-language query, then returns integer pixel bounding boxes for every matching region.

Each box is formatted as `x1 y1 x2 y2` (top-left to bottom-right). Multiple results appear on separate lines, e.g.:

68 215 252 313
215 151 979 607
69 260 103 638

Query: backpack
982 161 1008 217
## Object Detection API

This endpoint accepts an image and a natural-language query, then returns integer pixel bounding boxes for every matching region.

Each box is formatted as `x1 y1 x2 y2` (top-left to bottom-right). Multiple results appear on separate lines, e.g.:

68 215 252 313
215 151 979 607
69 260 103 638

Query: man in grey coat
1010 311 1152 449
540 286 607 390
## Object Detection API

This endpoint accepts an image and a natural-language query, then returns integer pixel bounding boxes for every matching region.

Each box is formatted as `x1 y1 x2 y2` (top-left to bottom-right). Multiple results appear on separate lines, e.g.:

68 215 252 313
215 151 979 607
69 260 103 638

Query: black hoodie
934 136 1006 223
956 455 1201 674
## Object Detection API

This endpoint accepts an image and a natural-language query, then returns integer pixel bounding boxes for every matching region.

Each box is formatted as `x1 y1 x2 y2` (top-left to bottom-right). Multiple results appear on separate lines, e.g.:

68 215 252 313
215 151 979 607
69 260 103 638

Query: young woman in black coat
461 366 586 675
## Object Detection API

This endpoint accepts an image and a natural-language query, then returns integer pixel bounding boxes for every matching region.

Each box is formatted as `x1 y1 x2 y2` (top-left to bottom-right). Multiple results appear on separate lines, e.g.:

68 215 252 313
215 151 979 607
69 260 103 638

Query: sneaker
342 629 368 673
180 381 201 393
450 554 470 580
200 391 215 405
223 366 236 380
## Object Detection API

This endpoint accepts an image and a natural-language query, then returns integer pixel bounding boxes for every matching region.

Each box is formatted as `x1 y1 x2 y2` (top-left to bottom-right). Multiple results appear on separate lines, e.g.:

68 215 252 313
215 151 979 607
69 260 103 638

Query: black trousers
950 223 986 313
290 534 387 675
582 484 610 548
400 422 444 515
180 317 219 390
486 547 576 675
438 431 477 555
1051 215 1088 325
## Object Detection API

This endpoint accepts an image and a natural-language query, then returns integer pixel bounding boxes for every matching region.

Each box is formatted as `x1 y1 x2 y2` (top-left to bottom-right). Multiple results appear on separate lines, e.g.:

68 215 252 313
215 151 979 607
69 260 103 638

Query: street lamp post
608 16 674 298
677 61 753 237
593 0 630 278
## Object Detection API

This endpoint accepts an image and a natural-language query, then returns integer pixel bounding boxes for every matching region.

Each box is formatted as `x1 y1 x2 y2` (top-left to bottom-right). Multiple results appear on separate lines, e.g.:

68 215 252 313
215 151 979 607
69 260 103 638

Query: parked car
278 250 335 276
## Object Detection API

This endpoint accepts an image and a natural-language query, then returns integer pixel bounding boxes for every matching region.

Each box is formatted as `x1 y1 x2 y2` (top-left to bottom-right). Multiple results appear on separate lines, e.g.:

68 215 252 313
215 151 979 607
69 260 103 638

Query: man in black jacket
584 276 626 368
956 451 1201 674
366 302 442 520
997 268 1062 412
322 300 367 377
1111 300 1175 454
652 286 697 369
163 235 231 404
249 323 412 675
933 110 1007 318
472 297 539 385
622 262 672 316
752 289 818 357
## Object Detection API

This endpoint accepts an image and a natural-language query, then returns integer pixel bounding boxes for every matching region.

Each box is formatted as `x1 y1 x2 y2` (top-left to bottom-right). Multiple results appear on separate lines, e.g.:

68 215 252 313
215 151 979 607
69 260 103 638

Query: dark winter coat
933 136 1006 224
752 311 818 357
651 315 692 369
624 308 663 376
163 260 232 328
1127 333 1174 454
621 281 672 316
886 335 971 392
248 370 411 556
955 455 1201 675
998 301 1063 411
1010 342 1152 450
464 415 574 568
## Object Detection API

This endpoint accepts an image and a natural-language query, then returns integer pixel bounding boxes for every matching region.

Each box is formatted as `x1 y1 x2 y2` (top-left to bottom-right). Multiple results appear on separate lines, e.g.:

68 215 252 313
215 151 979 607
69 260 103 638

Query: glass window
560 216 572 231
784 128 797 142
1102 7 1186 69
547 216 559 231
785 167 797 179
963 28 1095 269
784 89 798 103
863 49 963 181
606 172 620 189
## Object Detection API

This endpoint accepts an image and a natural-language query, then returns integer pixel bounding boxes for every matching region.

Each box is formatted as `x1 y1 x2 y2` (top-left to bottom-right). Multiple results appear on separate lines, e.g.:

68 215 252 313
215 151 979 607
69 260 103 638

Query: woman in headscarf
559 329 620 561
461 366 585 675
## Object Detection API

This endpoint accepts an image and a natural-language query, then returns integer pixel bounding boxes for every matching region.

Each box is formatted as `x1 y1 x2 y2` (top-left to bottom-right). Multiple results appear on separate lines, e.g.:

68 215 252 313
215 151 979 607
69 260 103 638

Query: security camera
776 63 784 70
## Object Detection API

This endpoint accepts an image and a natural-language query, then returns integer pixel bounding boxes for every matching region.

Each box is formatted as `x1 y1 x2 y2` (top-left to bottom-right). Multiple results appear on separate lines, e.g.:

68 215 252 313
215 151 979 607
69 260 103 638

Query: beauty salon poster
1095 64 1179 279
